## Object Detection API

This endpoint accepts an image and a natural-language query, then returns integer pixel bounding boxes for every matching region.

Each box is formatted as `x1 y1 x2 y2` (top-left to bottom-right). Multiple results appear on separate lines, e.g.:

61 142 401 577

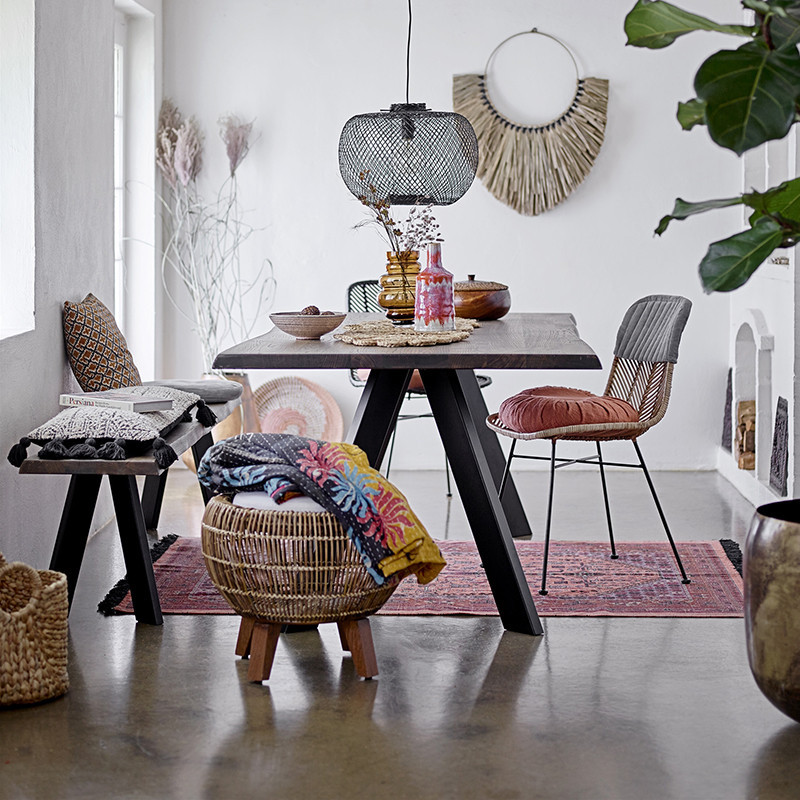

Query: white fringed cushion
5 385 216 467
28 386 201 445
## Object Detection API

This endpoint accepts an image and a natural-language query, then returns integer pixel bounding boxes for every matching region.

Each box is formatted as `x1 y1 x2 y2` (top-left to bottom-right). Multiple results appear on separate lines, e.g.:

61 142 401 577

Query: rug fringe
719 539 743 576
97 534 178 616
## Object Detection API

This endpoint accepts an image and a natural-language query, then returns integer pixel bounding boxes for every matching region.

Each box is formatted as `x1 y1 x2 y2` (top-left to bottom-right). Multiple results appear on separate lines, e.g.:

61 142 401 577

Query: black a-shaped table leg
192 431 216 505
349 367 542 636
347 368 412 469
109 475 163 625
50 475 103 609
420 368 542 635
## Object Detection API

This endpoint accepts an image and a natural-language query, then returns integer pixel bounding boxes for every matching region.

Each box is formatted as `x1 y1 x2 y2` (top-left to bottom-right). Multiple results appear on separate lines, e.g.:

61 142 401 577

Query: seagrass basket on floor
201 496 400 625
0 552 69 707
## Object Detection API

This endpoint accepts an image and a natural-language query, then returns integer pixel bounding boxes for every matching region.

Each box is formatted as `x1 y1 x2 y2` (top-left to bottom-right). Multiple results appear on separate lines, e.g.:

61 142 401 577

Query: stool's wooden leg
338 618 378 679
247 622 281 682
337 620 351 652
236 616 256 657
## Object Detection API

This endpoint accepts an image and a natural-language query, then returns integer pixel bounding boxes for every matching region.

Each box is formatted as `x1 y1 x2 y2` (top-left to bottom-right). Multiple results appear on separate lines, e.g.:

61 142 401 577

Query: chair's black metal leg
141 472 169 530
108 475 163 625
540 439 557 596
49 474 103 610
632 440 691 585
596 442 618 559
444 456 452 498
192 431 216 505
385 424 398 479
498 439 517 500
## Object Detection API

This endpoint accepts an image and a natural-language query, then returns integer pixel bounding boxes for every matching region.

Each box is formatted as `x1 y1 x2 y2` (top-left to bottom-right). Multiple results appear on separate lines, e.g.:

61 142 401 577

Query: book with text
59 391 173 413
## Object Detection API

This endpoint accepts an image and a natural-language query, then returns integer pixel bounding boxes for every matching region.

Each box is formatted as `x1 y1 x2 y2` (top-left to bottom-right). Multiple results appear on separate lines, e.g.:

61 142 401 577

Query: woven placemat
334 318 478 347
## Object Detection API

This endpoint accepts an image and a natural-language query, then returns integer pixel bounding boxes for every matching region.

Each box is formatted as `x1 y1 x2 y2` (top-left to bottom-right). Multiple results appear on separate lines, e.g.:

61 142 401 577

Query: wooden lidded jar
453 275 511 320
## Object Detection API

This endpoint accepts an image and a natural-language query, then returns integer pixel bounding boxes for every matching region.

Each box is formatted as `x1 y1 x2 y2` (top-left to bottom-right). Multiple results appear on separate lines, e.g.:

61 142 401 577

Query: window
113 0 157 378
0 0 35 339
114 15 126 328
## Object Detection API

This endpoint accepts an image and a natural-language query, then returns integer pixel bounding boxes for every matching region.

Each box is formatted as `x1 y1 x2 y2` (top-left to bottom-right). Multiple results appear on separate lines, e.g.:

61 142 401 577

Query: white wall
0 0 115 566
160 0 741 470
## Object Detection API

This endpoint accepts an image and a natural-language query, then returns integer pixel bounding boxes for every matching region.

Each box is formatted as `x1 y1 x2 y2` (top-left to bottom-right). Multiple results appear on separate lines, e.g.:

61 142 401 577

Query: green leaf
695 41 800 155
625 0 756 49
766 1 800 49
742 0 785 15
676 98 707 130
747 176 800 225
656 196 746 235
699 218 785 292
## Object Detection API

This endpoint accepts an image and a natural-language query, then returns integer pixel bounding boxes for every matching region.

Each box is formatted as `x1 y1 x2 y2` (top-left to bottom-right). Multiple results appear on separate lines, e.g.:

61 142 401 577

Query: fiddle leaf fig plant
625 0 800 291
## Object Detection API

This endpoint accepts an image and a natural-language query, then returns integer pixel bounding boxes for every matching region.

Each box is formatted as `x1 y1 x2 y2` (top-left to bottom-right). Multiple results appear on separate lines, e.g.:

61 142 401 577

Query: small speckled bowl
269 312 347 340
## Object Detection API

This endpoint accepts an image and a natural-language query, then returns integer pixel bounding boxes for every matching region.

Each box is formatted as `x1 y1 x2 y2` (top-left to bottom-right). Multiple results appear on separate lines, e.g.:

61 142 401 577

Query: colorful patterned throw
197 433 445 585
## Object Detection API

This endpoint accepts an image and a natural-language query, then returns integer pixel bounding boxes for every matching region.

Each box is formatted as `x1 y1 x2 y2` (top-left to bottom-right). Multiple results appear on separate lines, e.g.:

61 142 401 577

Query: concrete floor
3 466 800 800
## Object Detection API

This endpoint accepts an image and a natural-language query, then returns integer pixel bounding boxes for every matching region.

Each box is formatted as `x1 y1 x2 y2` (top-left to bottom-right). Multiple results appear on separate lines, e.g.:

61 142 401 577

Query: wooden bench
18 399 240 625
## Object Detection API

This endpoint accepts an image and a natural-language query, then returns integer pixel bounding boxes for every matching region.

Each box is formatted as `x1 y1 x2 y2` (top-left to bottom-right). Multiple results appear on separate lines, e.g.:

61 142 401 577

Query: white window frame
0 0 35 340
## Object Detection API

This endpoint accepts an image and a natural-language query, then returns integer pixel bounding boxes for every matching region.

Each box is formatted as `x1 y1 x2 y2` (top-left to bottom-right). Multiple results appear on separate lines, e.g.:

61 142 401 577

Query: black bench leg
141 472 169 530
49 474 102 610
191 431 216 505
109 475 163 625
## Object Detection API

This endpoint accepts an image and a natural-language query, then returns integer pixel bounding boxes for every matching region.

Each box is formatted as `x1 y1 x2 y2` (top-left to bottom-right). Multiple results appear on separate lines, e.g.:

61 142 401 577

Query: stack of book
59 390 173 413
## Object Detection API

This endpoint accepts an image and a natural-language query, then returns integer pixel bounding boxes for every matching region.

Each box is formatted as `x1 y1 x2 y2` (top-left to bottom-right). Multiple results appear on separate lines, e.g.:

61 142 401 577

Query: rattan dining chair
486 294 692 595
346 279 492 495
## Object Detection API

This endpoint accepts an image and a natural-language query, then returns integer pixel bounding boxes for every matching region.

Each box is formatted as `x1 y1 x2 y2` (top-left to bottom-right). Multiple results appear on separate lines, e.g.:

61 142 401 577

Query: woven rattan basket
0 552 69 706
201 496 399 625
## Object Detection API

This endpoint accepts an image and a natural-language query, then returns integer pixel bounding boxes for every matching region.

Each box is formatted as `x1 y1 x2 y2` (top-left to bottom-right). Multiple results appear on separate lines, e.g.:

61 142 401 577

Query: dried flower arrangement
156 99 276 372
354 171 442 259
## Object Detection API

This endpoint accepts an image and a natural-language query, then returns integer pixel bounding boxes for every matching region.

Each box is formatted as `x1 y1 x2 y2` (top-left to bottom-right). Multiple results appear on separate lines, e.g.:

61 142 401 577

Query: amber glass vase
378 250 420 325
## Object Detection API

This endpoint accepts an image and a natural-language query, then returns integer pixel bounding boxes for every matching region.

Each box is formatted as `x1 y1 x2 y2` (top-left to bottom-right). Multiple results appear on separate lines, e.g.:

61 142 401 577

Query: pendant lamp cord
405 0 412 104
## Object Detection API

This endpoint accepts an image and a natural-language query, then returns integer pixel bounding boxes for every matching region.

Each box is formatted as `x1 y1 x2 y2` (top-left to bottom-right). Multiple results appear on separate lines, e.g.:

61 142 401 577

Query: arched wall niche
732 310 774 485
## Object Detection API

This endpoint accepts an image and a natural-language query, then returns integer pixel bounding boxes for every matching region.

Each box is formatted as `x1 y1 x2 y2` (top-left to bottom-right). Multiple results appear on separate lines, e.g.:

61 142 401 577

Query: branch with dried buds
155 99 275 372
353 170 442 259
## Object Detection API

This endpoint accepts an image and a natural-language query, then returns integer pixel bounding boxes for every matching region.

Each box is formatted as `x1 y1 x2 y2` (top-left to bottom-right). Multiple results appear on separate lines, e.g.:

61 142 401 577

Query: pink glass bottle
414 243 455 332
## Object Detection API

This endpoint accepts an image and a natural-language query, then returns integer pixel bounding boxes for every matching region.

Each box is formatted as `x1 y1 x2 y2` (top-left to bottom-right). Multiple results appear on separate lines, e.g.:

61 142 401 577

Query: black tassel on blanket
195 400 217 427
67 438 98 459
7 437 31 468
38 438 70 460
97 438 127 460
153 437 178 468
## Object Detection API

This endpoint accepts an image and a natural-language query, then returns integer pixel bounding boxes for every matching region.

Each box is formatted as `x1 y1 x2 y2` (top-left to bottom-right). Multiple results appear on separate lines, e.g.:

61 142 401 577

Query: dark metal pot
745 499 800 723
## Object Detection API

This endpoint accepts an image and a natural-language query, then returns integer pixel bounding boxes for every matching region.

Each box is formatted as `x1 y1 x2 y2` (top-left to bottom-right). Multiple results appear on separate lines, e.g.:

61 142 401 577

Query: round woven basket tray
201 496 399 625
253 376 343 440
334 317 478 347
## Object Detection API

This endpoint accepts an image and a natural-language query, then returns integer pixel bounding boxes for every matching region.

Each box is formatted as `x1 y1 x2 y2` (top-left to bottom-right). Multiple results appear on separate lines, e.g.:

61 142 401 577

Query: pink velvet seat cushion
498 386 639 433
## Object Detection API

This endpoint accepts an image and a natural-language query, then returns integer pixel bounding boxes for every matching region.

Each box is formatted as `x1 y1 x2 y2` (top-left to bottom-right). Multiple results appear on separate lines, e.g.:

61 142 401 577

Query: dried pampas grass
453 74 608 216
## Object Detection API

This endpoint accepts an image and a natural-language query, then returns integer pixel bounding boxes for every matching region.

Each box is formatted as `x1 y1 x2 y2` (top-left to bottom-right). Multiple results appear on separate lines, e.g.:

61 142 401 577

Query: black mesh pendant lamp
338 0 478 206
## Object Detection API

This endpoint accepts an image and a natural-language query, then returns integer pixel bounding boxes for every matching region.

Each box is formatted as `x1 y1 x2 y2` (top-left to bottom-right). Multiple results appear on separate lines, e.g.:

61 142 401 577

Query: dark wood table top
214 312 602 372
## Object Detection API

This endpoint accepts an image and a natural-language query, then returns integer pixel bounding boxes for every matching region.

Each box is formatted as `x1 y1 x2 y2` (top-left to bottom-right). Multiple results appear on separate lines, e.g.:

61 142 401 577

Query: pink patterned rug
100 537 743 618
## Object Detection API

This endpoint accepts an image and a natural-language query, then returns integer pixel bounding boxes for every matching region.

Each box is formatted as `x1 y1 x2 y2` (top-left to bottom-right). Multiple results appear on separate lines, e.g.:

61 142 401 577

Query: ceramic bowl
269 311 347 340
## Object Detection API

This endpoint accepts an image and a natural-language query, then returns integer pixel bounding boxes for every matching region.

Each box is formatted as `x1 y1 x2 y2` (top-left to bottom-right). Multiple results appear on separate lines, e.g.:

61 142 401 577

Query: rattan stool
200 496 399 681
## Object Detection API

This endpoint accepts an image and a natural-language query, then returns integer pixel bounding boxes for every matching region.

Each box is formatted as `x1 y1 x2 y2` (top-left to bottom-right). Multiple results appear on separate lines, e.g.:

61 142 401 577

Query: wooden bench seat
18 398 240 625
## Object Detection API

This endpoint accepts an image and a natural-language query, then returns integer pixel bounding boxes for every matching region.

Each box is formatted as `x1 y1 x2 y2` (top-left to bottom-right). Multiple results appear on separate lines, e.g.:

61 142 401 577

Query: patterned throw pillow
63 293 142 391
7 386 217 469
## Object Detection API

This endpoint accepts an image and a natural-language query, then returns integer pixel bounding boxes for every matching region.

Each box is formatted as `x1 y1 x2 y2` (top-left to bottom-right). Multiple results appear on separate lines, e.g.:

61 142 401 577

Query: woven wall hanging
453 29 608 216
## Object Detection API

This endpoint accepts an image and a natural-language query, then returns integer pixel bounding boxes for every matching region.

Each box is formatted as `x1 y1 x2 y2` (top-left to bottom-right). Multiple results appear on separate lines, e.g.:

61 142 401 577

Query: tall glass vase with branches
156 99 276 372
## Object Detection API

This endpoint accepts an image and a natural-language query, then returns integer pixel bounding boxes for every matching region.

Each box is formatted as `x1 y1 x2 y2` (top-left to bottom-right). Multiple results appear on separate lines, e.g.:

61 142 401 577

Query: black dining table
214 312 601 635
